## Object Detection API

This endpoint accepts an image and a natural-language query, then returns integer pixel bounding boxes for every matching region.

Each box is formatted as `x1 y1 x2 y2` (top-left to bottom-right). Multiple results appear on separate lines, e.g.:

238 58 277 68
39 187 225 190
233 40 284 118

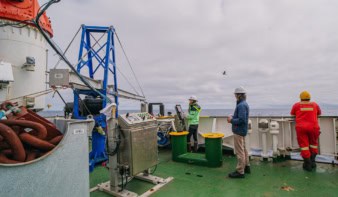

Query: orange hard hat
300 91 311 100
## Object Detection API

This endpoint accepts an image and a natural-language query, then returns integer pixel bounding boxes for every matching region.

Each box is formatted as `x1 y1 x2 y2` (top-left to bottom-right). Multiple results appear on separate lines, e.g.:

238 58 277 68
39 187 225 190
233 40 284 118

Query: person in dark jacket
228 87 250 178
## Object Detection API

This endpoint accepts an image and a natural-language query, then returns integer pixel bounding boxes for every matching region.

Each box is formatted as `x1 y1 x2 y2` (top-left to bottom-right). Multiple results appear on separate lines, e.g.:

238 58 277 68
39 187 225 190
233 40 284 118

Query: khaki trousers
234 134 249 174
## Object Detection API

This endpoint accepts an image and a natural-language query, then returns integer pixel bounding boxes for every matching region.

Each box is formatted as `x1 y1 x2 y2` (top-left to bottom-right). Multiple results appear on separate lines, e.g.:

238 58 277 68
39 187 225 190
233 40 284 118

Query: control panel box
118 112 158 175
118 112 156 128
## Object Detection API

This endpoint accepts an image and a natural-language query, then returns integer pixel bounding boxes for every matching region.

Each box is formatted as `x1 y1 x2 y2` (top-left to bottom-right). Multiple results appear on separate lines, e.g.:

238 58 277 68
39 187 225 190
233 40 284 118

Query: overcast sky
42 0 338 110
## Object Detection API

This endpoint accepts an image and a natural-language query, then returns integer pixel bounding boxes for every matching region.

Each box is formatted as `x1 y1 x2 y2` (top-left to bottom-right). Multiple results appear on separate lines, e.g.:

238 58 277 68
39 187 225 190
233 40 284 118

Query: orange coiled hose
0 120 47 139
19 133 55 151
0 123 26 162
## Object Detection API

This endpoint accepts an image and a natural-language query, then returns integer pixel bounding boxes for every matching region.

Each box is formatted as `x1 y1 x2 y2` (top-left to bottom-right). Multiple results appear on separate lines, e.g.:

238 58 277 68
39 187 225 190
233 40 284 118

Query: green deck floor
90 149 338 197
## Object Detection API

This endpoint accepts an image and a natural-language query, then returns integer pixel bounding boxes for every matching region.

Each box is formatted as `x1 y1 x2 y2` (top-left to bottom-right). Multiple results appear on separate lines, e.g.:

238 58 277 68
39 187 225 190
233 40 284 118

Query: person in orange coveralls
291 91 321 172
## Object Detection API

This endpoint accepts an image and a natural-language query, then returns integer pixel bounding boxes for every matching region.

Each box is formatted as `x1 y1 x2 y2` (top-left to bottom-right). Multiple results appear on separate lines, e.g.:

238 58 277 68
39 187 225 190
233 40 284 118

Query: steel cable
115 31 145 97
53 26 82 69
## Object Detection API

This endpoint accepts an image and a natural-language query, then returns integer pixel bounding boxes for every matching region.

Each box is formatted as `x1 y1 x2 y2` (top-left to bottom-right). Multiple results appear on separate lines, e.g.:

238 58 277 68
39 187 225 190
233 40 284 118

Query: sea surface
38 108 338 117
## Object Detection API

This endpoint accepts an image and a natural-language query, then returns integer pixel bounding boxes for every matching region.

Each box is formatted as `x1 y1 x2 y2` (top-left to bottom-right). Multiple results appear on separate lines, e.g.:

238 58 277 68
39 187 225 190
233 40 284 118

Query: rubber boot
244 166 251 174
303 158 312 172
187 143 192 152
228 171 245 178
311 153 317 168
193 142 198 152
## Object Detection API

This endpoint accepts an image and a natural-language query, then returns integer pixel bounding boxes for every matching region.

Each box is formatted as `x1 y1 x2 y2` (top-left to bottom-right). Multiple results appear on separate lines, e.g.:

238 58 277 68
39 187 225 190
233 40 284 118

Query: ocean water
38 108 338 117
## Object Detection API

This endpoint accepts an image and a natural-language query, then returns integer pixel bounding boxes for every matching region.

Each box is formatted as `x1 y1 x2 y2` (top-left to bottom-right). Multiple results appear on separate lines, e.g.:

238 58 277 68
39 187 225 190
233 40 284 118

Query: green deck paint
91 149 338 197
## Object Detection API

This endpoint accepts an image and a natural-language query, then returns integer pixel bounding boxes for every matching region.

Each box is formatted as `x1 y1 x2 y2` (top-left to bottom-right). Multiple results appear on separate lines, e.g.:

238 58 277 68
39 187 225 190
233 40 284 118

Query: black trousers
187 125 198 143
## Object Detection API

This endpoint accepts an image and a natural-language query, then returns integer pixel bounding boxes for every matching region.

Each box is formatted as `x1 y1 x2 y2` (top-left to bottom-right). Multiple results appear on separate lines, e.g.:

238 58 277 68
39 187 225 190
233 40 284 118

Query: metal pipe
333 119 337 157
272 135 278 155
258 119 269 158
269 121 280 157
288 122 293 149
211 118 216 132
0 120 47 139
261 132 268 158
0 123 26 162
281 118 285 150
246 119 253 156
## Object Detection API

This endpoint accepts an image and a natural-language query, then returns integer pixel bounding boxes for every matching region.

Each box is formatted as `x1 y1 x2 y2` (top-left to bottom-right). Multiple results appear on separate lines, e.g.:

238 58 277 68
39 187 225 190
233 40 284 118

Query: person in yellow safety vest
291 91 321 172
186 95 201 152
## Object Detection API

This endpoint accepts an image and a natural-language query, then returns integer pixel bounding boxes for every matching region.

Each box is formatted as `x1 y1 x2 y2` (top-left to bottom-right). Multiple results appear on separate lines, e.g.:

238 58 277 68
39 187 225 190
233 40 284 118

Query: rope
116 67 140 95
115 31 145 97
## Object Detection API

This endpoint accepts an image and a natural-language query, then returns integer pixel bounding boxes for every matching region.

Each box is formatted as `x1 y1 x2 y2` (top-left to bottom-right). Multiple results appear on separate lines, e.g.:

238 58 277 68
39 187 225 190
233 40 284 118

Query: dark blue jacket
231 99 250 136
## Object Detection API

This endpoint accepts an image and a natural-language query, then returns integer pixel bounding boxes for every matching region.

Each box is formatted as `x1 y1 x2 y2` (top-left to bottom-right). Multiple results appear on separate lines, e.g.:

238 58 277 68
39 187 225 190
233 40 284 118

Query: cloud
42 0 338 110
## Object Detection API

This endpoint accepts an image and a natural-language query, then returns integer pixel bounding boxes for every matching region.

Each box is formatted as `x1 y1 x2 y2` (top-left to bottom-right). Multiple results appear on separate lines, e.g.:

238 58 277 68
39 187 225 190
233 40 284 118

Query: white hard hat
189 95 197 101
234 86 246 94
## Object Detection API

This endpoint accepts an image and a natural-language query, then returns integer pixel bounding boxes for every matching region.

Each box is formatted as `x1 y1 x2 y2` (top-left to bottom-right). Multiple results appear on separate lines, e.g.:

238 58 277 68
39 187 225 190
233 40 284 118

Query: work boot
187 143 192 152
303 158 312 172
310 154 317 168
228 171 245 178
244 166 251 174
193 142 198 152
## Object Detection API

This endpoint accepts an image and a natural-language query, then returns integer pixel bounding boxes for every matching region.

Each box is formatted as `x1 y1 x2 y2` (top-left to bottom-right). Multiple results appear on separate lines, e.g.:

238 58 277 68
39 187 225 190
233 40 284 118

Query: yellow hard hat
300 91 311 100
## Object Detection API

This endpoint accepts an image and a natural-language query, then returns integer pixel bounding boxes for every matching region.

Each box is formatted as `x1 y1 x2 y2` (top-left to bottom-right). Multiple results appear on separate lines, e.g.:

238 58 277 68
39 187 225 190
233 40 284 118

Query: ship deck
90 149 338 197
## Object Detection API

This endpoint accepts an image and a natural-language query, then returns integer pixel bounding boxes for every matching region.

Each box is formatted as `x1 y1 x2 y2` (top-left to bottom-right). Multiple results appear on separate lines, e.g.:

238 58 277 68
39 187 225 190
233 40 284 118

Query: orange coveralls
291 102 321 158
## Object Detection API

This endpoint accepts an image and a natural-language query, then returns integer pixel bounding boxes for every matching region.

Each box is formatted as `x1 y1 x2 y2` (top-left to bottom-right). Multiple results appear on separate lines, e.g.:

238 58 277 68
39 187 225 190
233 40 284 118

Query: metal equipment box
49 69 70 87
0 119 95 197
118 113 158 176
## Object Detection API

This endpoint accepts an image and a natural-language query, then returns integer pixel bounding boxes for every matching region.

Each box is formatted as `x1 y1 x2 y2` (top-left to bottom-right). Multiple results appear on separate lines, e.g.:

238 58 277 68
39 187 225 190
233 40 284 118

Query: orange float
0 0 53 37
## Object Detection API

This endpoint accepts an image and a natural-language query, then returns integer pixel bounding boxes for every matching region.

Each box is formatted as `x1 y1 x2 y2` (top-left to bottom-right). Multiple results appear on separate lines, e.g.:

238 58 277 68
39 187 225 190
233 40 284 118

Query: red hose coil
0 120 47 139
1 149 13 156
0 153 20 164
25 150 38 162
0 116 63 164
0 123 26 162
49 135 63 145
19 133 55 151
0 142 10 150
